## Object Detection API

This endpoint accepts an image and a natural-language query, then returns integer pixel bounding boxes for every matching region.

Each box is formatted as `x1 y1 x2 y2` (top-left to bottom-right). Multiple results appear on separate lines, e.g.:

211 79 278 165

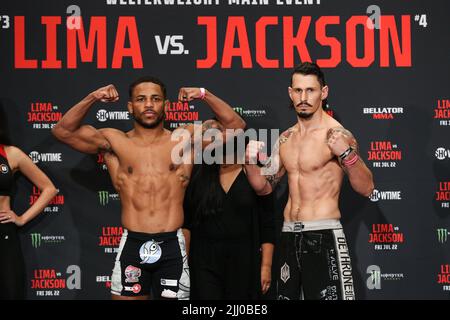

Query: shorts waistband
124 228 179 241
282 219 342 232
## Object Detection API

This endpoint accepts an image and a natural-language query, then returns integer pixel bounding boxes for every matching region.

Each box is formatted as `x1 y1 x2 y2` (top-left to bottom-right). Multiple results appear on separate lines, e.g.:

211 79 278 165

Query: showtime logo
435 147 450 160
27 102 62 129
363 106 404 120
366 265 404 290
29 151 62 164
369 189 402 202
436 181 450 209
369 224 404 251
96 109 130 122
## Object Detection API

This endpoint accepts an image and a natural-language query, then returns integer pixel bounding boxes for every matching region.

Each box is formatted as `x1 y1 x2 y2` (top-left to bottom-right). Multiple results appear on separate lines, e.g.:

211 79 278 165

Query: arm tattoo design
98 141 113 154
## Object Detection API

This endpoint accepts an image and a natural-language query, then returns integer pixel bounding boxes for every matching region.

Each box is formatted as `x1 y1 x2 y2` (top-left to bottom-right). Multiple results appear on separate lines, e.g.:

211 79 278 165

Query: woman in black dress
0 115 58 299
183 138 275 299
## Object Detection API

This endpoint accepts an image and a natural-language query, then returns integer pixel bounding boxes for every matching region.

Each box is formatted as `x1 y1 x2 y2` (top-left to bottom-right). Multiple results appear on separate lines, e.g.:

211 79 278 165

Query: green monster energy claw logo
98 191 109 206
31 233 41 248
233 107 244 116
437 228 448 243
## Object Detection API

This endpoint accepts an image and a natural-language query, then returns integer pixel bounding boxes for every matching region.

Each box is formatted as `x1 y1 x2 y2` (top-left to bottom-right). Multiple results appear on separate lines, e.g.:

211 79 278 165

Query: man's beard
134 111 165 129
296 111 314 119
296 102 314 119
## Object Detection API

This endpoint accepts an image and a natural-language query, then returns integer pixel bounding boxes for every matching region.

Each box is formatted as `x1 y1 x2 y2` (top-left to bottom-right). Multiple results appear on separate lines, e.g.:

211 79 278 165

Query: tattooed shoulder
279 127 295 145
328 126 354 139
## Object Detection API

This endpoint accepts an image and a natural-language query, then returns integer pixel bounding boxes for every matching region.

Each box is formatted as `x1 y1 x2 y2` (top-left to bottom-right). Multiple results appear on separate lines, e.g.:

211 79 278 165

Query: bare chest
281 134 334 174
108 139 189 178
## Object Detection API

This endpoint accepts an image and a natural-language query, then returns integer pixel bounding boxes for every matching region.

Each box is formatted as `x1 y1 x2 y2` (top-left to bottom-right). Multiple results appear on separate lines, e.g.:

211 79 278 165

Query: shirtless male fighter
245 62 374 300
52 76 245 300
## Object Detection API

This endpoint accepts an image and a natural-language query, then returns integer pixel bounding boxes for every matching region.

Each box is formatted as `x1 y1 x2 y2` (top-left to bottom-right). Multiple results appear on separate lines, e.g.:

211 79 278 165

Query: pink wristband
343 154 359 167
199 87 206 100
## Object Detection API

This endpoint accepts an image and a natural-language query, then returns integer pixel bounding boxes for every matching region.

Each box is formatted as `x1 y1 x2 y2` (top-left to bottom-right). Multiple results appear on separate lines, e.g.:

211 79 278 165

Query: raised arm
178 87 246 132
327 127 375 197
52 84 119 154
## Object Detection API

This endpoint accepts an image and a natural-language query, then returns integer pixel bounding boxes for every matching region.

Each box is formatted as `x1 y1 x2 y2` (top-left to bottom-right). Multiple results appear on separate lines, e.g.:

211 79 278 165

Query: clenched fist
178 87 205 101
246 140 267 164
91 84 119 103
326 128 354 157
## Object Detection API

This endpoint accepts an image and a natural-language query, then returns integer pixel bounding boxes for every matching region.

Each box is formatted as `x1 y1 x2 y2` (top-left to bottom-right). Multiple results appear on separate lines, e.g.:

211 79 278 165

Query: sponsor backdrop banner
0 0 449 299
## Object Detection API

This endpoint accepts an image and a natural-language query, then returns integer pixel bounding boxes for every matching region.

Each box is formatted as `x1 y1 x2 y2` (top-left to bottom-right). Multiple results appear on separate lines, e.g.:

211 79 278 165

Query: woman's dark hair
185 162 224 226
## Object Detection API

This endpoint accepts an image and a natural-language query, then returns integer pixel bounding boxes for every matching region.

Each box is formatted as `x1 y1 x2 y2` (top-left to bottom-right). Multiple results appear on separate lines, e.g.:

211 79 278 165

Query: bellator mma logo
368 141 402 168
363 106 404 120
27 102 62 129
369 224 404 251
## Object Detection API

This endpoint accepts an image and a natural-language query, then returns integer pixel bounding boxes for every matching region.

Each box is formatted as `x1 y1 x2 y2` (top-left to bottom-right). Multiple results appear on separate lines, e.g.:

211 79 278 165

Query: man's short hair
129 76 167 100
291 62 326 88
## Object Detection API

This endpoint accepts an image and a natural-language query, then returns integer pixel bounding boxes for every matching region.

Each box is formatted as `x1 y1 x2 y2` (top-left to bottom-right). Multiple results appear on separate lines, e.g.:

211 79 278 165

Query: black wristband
339 147 353 160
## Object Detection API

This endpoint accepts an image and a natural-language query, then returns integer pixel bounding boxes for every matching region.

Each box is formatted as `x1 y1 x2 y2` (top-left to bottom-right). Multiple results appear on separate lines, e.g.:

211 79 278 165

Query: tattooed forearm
266 174 281 189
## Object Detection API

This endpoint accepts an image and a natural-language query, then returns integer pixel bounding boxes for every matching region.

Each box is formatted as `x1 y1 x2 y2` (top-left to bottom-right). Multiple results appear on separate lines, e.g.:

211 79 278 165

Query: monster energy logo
366 265 381 290
233 107 244 116
437 228 448 243
31 233 42 248
98 191 109 206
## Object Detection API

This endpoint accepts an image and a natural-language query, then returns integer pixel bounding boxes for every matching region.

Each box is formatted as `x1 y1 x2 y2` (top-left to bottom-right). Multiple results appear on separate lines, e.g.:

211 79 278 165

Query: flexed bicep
54 125 112 154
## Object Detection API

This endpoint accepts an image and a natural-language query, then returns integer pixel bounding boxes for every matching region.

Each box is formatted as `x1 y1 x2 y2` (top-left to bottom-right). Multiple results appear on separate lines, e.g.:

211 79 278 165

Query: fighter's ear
321 85 329 101
127 101 133 114
288 87 293 101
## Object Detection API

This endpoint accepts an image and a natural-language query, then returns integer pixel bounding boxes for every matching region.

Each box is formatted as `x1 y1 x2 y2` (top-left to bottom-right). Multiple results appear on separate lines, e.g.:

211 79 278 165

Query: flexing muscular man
245 63 374 300
52 76 245 300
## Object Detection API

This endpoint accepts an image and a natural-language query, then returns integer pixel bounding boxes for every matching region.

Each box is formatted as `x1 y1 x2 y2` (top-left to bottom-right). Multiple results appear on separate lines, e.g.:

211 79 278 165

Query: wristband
199 87 206 100
342 153 359 167
339 146 353 160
